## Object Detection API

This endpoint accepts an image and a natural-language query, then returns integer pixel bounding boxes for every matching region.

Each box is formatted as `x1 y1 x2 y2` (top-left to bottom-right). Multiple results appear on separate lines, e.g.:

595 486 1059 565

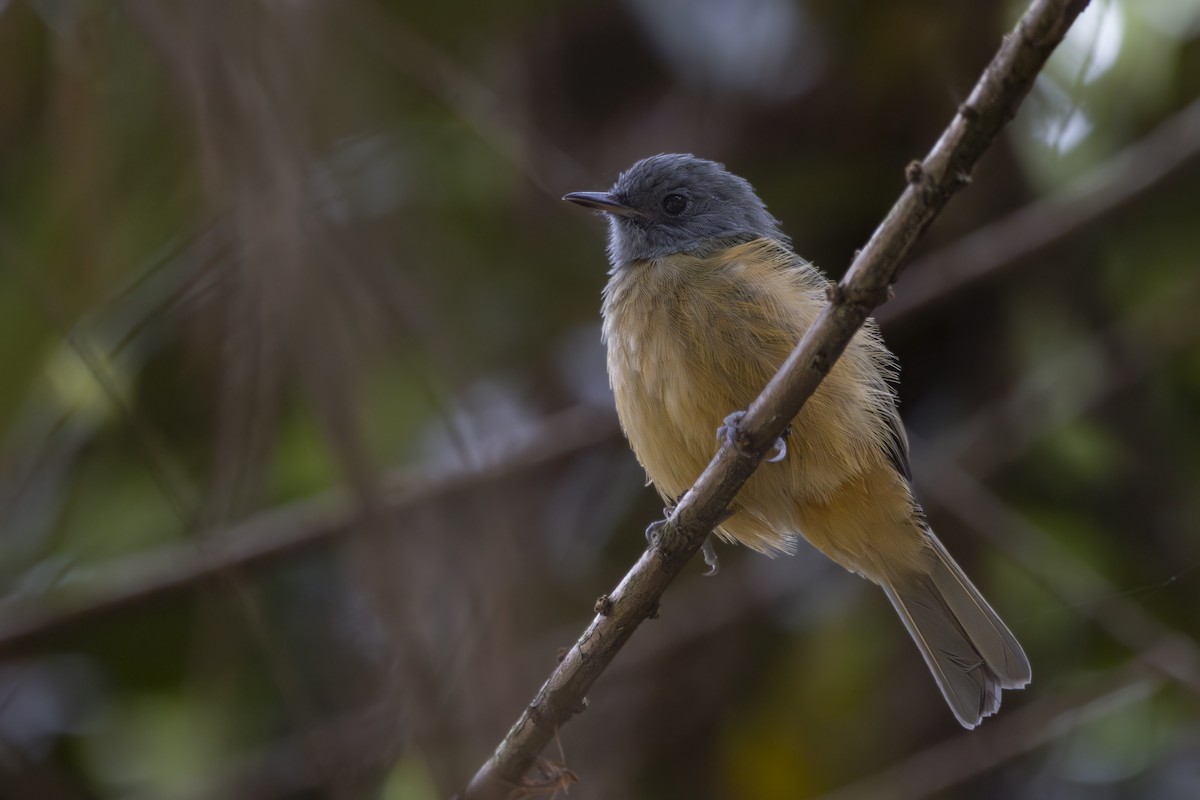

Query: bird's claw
716 411 747 450
717 411 789 464
701 537 720 576
648 506 723 576
645 518 667 546
765 436 787 463
645 504 676 546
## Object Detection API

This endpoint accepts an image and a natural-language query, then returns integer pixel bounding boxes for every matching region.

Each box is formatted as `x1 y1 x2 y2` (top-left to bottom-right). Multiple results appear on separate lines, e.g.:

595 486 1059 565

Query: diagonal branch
462 0 1091 796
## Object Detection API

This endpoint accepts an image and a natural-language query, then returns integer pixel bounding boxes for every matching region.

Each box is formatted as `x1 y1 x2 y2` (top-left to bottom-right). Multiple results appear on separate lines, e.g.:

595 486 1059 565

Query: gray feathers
603 154 789 267
882 534 1031 728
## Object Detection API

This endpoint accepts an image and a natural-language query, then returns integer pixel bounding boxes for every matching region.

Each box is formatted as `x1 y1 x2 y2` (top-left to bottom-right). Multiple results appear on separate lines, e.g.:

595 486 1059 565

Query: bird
563 153 1030 729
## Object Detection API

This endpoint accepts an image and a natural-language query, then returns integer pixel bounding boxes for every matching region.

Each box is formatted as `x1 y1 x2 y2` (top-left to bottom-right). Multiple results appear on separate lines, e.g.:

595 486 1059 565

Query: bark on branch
463 0 1091 796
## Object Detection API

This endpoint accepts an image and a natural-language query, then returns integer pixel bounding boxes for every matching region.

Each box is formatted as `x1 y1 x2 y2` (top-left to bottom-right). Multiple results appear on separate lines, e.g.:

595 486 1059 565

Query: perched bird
564 154 1030 728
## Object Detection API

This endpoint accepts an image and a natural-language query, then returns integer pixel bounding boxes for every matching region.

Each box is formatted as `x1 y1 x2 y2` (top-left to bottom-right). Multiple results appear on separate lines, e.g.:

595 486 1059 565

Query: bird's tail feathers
881 533 1030 728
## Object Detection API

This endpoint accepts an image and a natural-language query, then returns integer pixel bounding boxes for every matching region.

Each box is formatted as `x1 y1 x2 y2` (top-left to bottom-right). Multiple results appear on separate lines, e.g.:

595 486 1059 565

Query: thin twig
462 1 1091 796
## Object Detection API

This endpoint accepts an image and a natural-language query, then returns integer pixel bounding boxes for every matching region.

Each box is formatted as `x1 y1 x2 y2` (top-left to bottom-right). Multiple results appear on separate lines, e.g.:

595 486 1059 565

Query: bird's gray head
563 153 787 269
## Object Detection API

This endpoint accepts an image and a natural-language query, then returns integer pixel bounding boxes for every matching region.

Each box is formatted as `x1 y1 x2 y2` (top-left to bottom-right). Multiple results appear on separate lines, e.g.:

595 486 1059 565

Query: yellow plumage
603 237 923 577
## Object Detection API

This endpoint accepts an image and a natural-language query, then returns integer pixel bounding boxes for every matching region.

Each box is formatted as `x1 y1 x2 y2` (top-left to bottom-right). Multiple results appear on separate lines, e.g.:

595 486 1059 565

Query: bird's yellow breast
601 237 909 562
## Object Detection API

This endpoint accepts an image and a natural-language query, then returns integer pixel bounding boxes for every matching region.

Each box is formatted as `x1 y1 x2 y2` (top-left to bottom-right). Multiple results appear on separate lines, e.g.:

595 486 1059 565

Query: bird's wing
880 400 913 484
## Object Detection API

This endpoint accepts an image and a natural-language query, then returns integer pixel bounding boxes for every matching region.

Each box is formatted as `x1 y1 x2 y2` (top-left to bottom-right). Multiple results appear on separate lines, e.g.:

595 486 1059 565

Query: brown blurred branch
0 405 618 655
813 655 1164 800
463 1 1090 796
878 91 1200 325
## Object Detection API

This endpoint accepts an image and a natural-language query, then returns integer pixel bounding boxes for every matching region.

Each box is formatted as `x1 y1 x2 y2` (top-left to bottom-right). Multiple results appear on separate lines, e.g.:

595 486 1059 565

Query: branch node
528 700 574 729
905 159 925 185
593 594 614 616
958 102 980 122
647 601 660 620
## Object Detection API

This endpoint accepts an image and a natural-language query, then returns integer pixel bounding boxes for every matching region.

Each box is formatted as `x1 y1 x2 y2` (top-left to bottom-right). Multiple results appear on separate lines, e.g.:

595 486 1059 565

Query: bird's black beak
562 191 643 218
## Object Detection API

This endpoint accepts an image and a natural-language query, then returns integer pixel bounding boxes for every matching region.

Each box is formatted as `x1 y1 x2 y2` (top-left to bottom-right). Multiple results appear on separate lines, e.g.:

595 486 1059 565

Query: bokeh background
2 0 1200 798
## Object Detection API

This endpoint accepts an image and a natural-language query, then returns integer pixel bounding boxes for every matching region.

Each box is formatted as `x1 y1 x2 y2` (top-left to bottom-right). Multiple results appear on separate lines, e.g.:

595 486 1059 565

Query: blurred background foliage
1 0 1199 798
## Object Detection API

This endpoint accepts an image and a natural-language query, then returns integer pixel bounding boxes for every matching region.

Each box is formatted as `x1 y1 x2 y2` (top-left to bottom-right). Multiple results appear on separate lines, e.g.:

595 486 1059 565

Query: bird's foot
717 411 789 463
764 432 788 463
645 505 675 546
647 505 726 576
716 411 748 452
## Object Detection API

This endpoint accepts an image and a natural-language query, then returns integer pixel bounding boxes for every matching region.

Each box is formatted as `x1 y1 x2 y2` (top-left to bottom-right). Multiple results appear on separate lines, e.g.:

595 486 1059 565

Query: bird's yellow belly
602 247 925 570
610 313 866 555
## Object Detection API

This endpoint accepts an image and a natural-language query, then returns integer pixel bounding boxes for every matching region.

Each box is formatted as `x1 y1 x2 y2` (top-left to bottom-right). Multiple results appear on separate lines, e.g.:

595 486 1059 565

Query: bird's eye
661 193 687 215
